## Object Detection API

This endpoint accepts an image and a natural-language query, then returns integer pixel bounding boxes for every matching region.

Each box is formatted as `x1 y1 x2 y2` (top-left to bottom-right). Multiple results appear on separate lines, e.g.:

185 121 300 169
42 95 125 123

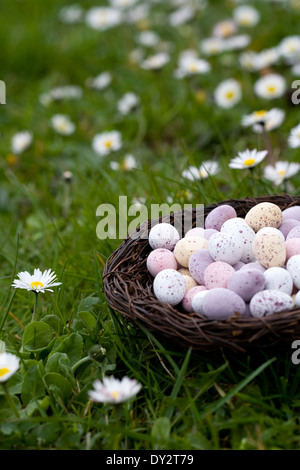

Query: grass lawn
1 0 300 450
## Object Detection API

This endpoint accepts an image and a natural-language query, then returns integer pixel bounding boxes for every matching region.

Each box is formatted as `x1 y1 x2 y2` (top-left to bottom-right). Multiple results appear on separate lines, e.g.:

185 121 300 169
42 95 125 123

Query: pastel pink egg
182 285 207 312
279 219 300 238
146 249 178 277
285 238 300 261
205 205 237 231
203 261 235 289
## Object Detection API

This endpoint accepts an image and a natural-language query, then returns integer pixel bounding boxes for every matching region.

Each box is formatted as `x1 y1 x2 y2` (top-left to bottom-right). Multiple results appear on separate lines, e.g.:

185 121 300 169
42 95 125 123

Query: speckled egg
287 226 300 240
285 238 300 261
146 249 178 277
182 274 198 291
153 269 186 305
203 229 219 240
286 255 300 289
203 261 235 289
205 204 237 231
249 290 294 317
245 202 282 232
252 233 286 268
220 217 248 232
227 269 265 302
174 237 208 267
282 206 300 222
240 261 265 273
201 288 246 320
263 267 293 295
279 219 300 238
255 226 285 242
233 261 245 271
185 227 205 238
191 289 209 315
182 286 207 313
188 249 214 285
208 232 243 265
149 223 180 251
221 222 255 263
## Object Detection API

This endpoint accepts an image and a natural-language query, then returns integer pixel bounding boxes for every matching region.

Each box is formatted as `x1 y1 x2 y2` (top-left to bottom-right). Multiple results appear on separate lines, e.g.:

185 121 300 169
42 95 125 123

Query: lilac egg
227 269 265 302
205 205 237 231
279 219 300 238
182 286 207 312
287 226 300 240
263 267 293 295
250 290 294 317
188 249 214 285
201 288 246 320
153 269 186 305
146 249 178 277
208 232 243 265
149 223 180 251
203 229 218 240
233 261 246 271
282 206 300 222
204 261 235 289
240 261 265 273
185 227 205 238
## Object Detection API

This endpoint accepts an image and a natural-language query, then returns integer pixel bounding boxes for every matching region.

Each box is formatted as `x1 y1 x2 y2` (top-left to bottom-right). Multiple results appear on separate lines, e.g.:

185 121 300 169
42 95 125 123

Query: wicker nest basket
103 194 300 353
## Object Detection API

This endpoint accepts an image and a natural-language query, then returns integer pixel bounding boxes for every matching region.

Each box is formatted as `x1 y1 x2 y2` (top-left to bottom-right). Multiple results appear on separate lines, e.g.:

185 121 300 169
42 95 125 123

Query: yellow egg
252 233 286 268
174 237 208 267
245 202 282 232
182 274 198 291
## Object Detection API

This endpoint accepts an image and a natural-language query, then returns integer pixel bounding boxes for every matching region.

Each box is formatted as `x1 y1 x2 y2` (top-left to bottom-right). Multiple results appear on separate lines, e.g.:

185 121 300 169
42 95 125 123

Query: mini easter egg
149 223 180 251
208 232 243 265
227 269 265 302
287 226 300 240
220 217 248 232
182 274 198 291
245 202 282 232
282 206 300 222
233 261 245 271
185 227 205 238
286 255 300 289
188 249 214 285
205 204 237 231
255 227 285 242
279 219 300 238
252 233 286 268
240 261 265 273
178 268 191 276
153 269 186 305
285 238 300 261
203 229 218 240
182 286 207 313
201 288 246 320
295 290 300 307
221 222 255 263
146 249 178 277
174 236 208 267
191 289 209 315
250 290 294 317
263 267 293 295
203 261 235 289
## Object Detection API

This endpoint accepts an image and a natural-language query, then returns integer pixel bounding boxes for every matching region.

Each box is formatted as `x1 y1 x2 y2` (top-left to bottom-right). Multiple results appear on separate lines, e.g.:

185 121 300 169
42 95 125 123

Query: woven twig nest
103 194 300 353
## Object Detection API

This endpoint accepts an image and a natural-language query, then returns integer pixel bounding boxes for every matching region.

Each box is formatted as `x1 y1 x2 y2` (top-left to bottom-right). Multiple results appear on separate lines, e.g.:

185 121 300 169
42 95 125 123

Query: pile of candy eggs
146 202 300 320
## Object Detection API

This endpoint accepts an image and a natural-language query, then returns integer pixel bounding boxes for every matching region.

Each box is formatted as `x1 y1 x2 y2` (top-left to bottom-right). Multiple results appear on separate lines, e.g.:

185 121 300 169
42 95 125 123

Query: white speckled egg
174 236 208 267
148 223 180 251
252 233 286 268
286 255 300 289
205 205 237 231
153 269 186 305
220 217 248 232
245 202 282 232
191 289 209 314
221 222 255 263
201 288 246 320
208 232 243 265
263 267 293 295
250 290 294 317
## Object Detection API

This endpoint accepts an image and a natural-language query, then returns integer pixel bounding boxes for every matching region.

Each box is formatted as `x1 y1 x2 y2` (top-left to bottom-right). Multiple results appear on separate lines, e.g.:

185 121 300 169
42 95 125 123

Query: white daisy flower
41 85 82 105
223 34 251 51
12 268 62 293
121 154 137 171
233 5 260 27
11 131 33 154
88 375 142 404
137 31 160 47
169 6 195 26
51 114 76 135
214 78 242 108
92 131 122 156
200 37 226 56
278 35 300 60
242 108 285 133
182 161 220 180
109 161 120 171
86 72 112 90
110 0 139 9
140 52 170 70
59 4 83 24
264 161 300 185
254 73 286 100
212 19 237 38
288 123 300 148
229 149 268 169
125 4 149 23
85 7 122 31
0 353 20 383
117 92 140 115
182 165 201 181
174 55 211 78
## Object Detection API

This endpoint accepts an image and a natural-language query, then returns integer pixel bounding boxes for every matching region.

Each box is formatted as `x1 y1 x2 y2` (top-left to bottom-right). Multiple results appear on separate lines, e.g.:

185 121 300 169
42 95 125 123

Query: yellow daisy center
189 63 198 72
112 391 119 399
267 85 276 93
226 91 235 99
279 170 286 176
244 158 256 166
105 140 112 148
254 110 267 118
0 368 10 378
30 281 44 290
200 170 207 178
